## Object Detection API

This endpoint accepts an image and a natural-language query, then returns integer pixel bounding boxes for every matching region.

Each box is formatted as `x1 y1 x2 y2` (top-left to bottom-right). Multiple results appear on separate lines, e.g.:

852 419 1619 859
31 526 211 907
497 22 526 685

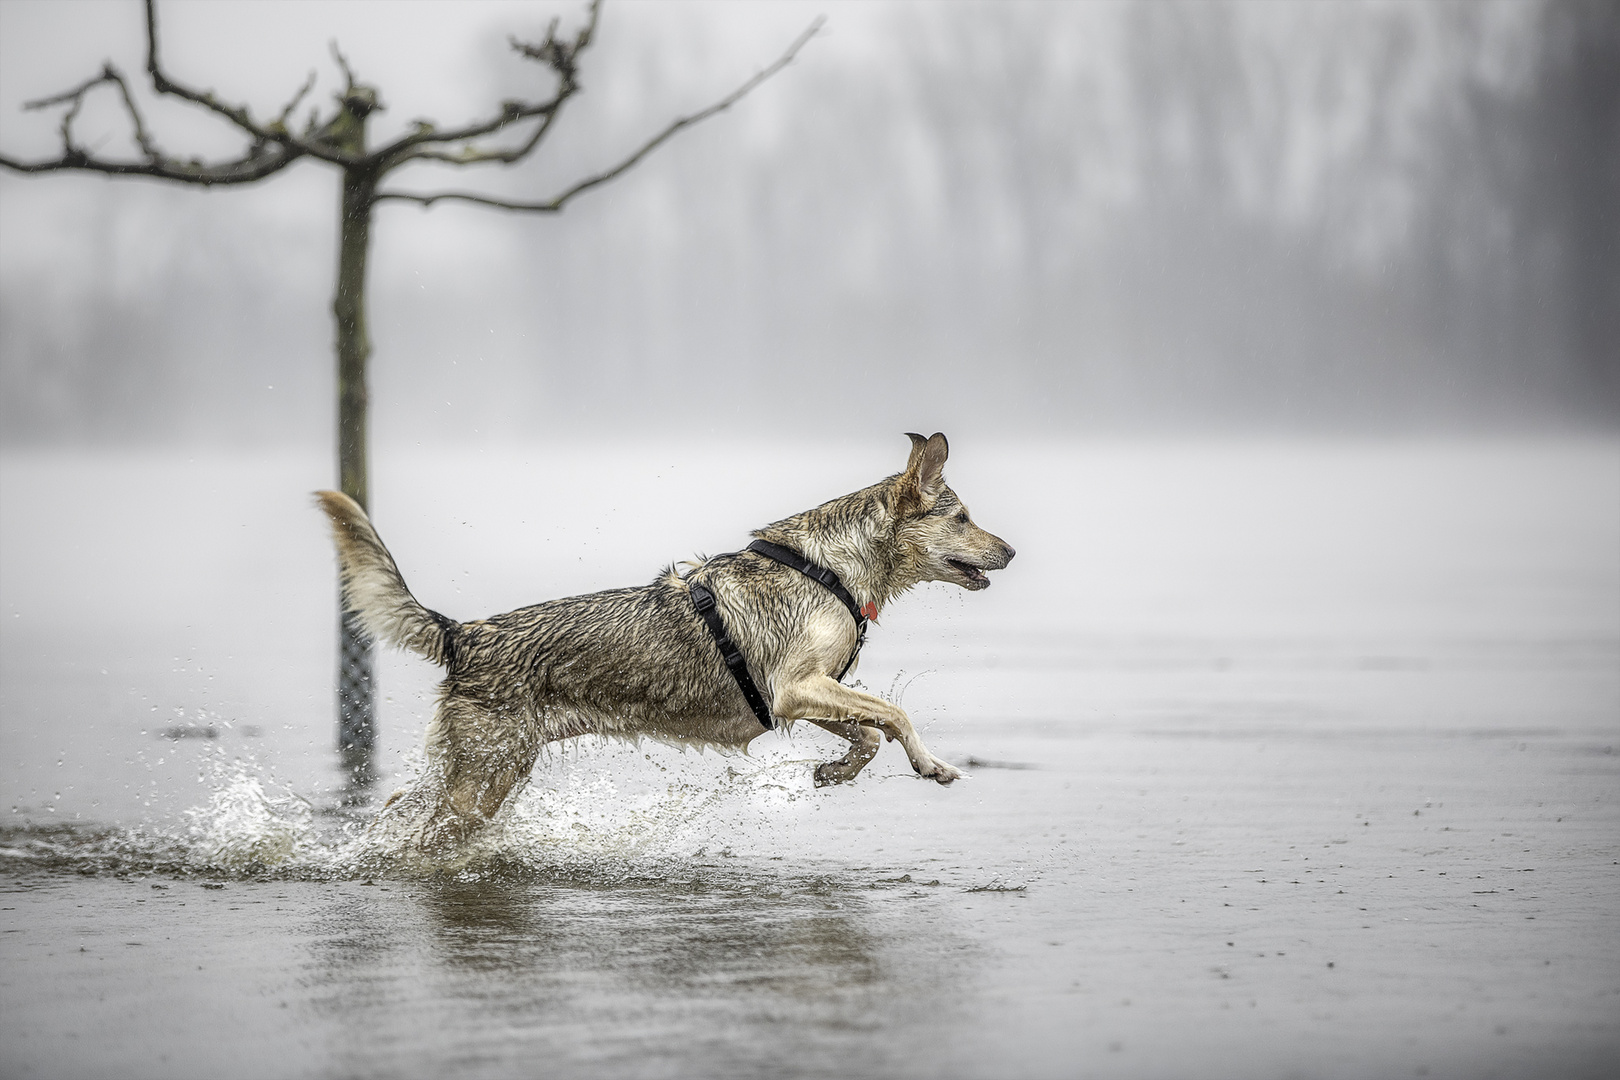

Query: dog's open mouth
946 557 991 589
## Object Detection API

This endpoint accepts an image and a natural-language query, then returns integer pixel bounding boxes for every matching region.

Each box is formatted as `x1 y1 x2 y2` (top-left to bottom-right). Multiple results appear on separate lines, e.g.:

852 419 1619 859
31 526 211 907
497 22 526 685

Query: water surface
3 439 1617 1078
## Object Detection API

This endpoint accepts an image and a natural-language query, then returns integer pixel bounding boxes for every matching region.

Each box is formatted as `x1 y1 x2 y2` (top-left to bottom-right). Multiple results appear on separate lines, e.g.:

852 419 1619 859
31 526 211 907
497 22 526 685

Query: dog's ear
897 431 949 514
904 432 929 473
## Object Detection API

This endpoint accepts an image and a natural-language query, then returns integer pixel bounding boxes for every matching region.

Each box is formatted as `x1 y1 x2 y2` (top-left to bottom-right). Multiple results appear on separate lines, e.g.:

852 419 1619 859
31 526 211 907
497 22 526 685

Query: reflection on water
413 870 888 997
296 866 961 1078
0 852 976 1079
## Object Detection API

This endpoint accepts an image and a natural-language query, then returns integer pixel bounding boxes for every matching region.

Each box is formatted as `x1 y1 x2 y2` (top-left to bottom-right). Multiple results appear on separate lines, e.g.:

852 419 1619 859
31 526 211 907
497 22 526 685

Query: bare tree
0 0 818 776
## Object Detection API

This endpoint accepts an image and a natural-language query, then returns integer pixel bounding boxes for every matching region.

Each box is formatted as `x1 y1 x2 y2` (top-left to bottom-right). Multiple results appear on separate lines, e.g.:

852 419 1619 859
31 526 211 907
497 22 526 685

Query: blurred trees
2 0 1614 437
1500 0 1619 416
868 0 1618 426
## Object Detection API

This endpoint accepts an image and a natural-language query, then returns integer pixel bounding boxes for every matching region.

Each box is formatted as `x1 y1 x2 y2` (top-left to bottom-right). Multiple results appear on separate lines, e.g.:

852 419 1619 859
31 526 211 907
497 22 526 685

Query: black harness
688 539 870 730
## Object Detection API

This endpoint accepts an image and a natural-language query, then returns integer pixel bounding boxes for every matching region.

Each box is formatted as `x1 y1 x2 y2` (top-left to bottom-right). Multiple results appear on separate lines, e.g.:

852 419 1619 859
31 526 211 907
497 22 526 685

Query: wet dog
316 432 1014 853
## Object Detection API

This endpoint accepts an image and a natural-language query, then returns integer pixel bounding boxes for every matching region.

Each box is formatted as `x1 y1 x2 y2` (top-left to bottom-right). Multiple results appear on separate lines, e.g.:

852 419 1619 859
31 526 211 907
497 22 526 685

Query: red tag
861 601 879 624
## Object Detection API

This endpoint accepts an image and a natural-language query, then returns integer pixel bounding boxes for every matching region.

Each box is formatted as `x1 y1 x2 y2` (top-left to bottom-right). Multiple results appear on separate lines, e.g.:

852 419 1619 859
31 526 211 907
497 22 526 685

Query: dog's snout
982 538 1014 571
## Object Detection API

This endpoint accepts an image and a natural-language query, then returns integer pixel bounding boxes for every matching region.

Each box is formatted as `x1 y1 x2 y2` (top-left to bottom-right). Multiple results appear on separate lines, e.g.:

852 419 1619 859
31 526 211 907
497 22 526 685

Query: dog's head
889 432 1015 591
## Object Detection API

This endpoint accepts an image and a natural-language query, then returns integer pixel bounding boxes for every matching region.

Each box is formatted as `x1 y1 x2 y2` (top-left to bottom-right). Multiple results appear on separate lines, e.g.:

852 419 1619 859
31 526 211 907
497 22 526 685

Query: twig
144 0 263 140
15 63 164 168
329 41 357 93
22 68 112 112
275 71 318 131
370 0 601 168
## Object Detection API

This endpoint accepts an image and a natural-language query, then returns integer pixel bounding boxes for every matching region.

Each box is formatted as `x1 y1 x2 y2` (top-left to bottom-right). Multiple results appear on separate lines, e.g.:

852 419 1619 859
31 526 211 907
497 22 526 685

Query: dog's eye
955 510 969 525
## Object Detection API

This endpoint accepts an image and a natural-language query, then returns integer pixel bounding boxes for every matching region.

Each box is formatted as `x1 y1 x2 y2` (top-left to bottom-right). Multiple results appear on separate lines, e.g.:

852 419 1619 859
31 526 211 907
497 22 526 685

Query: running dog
316 432 1014 853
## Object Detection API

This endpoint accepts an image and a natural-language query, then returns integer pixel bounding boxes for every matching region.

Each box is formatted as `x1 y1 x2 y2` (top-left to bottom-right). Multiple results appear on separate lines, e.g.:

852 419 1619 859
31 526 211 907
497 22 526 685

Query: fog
1 0 1615 445
3 7 1619 1075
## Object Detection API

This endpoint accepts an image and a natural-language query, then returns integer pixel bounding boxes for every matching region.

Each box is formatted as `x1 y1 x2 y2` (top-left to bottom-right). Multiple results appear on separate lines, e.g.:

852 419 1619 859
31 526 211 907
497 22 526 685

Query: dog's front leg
776 676 961 784
805 718 883 786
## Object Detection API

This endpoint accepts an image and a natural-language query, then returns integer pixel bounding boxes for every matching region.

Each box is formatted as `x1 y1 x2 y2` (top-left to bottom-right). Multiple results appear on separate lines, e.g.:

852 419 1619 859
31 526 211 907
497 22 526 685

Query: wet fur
316 432 1014 854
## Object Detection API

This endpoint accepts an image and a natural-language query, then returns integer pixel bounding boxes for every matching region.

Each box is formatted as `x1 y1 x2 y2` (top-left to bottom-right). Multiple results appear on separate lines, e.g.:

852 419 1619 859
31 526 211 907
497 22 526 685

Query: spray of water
184 769 319 872
0 736 848 882
2 673 961 883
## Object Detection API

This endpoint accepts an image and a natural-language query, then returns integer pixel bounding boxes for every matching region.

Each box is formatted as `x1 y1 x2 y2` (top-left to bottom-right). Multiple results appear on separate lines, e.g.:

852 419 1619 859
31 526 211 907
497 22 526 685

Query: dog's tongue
949 558 989 586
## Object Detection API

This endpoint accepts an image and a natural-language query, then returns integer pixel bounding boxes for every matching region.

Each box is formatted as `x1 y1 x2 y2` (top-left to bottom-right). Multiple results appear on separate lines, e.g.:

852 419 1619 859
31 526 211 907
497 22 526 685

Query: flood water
2 438 1617 1079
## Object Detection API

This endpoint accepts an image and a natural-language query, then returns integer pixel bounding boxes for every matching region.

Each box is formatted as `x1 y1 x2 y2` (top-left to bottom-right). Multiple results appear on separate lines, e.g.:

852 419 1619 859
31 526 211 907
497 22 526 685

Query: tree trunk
335 166 377 773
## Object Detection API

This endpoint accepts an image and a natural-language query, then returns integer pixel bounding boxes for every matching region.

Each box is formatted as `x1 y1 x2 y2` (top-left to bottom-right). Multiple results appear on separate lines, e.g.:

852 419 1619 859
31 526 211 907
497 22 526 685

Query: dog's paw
814 762 848 787
913 756 962 785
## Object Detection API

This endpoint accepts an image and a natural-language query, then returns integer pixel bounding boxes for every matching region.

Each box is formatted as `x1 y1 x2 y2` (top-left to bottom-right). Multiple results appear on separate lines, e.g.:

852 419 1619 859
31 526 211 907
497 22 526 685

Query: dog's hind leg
806 719 882 786
373 693 542 856
437 697 543 826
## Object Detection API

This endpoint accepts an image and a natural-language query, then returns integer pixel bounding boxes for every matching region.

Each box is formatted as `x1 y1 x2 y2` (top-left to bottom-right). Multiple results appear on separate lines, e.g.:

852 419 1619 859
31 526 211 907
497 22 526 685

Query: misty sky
1 0 1615 445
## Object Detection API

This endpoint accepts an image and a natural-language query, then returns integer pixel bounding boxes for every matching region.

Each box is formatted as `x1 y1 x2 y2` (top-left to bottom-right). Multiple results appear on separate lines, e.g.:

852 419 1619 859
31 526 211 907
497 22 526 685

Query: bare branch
509 0 600 80
401 106 565 167
141 0 351 165
25 69 100 156
375 14 822 212
22 69 112 112
110 71 160 159
371 189 565 213
370 0 605 170
2 2 312 182
275 71 318 132
329 42 357 93
143 0 264 141
0 142 299 184
22 65 160 160
370 1 603 170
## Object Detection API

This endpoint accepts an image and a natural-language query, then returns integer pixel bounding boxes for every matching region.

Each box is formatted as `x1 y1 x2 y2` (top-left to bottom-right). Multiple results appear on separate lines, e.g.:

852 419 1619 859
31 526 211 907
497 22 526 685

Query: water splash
184 769 321 872
2 741 830 883
469 751 818 865
348 743 827 879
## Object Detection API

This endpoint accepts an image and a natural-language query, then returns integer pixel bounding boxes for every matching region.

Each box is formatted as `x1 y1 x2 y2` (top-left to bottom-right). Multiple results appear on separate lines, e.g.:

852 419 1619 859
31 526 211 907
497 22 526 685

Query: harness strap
689 580 775 730
746 539 869 682
690 542 874 730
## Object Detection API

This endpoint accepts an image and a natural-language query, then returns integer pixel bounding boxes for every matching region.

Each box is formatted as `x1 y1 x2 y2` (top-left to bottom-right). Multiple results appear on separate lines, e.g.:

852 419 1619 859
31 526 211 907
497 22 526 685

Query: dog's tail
314 491 457 667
